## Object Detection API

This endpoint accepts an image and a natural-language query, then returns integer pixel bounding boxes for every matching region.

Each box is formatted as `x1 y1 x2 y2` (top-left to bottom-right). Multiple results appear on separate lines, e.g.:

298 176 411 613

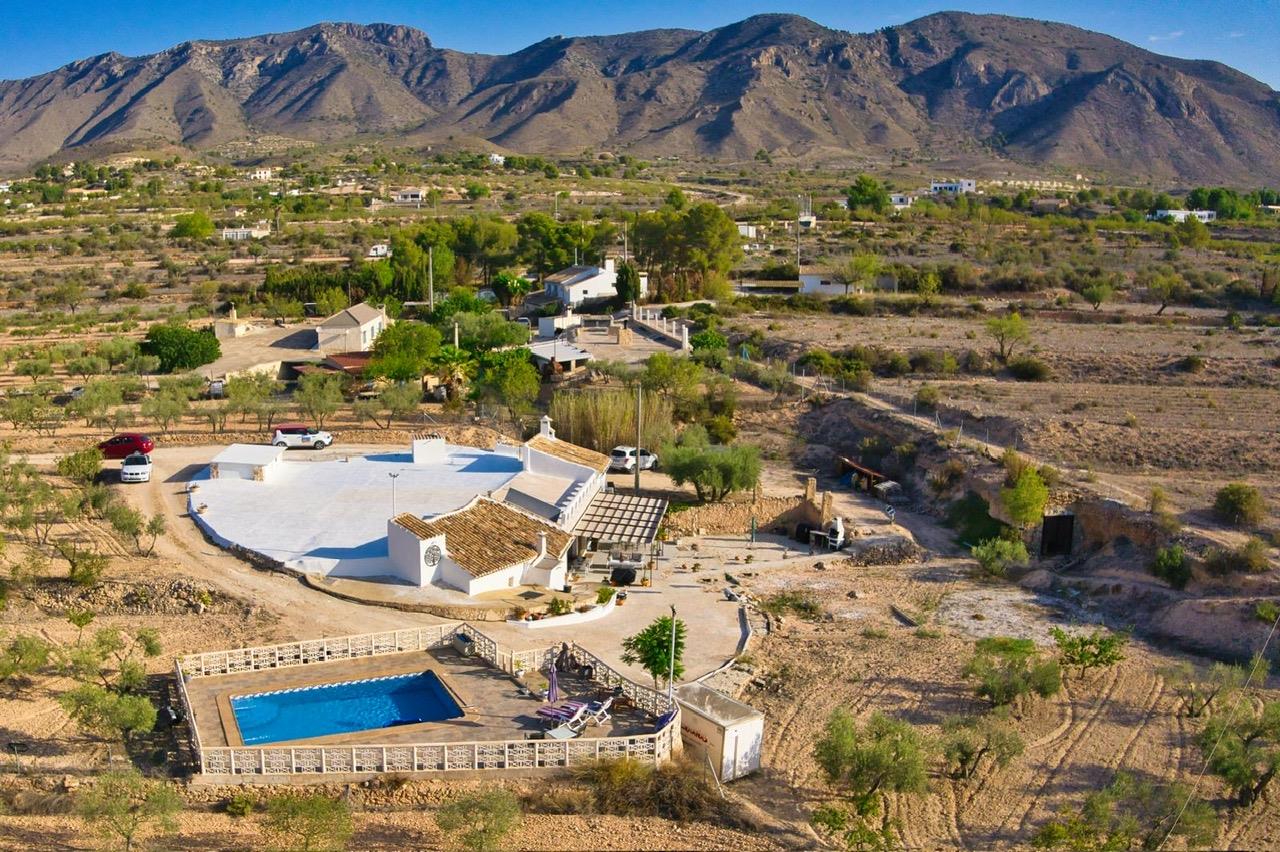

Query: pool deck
187 648 653 749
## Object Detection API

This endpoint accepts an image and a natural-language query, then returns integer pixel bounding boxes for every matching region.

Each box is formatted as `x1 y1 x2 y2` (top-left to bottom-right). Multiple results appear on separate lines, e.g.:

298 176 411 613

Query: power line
1156 609 1280 849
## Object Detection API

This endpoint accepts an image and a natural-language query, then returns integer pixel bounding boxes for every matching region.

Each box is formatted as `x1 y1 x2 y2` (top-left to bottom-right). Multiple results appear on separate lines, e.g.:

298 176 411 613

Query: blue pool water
231 671 463 745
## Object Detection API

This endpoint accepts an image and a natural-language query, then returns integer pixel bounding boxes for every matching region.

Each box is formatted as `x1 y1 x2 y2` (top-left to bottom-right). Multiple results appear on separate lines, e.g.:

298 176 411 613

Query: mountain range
1 12 1278 183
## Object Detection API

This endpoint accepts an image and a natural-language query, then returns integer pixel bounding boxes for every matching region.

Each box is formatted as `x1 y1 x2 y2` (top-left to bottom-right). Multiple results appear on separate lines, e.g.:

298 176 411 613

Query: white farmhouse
737 223 758 240
387 498 571 595
394 187 426 204
543 258 645 307
248 168 275 181
890 193 914 211
368 243 392 258
931 179 977 195
488 153 506 166
314 303 387 352
220 221 271 241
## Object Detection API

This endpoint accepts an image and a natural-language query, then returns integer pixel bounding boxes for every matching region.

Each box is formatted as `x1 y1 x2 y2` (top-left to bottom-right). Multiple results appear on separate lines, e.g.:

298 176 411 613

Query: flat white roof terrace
193 444 525 580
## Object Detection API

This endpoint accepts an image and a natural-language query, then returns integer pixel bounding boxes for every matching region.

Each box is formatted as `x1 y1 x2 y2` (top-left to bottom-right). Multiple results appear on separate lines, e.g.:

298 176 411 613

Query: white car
120 452 153 483
272 424 333 450
609 446 659 473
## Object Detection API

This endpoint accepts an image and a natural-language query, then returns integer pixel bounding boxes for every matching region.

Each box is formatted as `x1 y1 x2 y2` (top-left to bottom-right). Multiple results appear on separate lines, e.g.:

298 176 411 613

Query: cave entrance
1040 513 1075 557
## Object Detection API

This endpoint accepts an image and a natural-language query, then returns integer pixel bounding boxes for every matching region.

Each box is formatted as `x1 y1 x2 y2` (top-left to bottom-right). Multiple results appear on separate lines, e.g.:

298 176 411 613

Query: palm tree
432 345 476 400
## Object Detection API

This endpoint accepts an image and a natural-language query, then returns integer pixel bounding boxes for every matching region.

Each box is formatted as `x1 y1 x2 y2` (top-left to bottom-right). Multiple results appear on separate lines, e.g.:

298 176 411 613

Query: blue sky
2 1 1277 88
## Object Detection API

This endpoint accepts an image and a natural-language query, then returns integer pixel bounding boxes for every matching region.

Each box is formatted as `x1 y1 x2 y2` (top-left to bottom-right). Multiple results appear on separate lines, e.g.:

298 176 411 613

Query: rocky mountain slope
1 12 1278 182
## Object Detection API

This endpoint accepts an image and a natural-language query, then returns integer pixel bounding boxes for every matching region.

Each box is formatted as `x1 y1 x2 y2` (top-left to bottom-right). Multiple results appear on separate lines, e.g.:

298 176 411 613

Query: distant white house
797 213 818 230
394 187 426 204
931 179 977 195
368 243 392 259
799 266 892 297
544 258 647 307
314 303 387 352
890 193 914 211
737 223 758 240
488 153 506 166
220 221 271 241
0 181 10 193
1149 209 1217 224
798 267 844 297
248 168 275 181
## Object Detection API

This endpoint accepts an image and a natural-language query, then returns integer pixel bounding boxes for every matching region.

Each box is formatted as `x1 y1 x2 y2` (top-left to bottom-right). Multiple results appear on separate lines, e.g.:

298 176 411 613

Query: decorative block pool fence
175 623 680 777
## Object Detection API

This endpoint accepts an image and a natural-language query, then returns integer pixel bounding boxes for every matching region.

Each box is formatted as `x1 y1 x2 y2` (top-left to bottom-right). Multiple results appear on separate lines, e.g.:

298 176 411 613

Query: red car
98 433 154 460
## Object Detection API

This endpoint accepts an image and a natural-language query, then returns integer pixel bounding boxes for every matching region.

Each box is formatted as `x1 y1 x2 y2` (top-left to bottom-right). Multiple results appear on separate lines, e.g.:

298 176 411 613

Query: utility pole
428 245 435 312
453 321 459 348
667 604 677 701
634 383 642 495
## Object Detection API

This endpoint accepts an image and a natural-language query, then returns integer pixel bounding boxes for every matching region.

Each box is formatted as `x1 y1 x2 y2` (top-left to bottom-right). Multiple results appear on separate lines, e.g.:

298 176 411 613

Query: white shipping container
675 682 764 782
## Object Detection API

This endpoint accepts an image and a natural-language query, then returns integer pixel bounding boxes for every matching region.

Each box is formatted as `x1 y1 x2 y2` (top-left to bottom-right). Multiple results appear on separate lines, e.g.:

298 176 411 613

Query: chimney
228 302 237 321
604 258 616 273
536 531 548 560
539 415 555 439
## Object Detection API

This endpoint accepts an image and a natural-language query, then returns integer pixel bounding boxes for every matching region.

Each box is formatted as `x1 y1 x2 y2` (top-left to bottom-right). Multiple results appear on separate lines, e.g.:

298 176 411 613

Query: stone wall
663 478 833 538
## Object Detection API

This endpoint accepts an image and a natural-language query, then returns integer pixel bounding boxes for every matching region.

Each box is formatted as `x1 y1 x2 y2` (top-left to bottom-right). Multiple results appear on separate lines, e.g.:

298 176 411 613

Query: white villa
388 498 571 595
931 179 977 195
220 221 271 241
393 187 426 204
192 417 663 599
314 303 387 352
543 258 648 307
890 193 914 211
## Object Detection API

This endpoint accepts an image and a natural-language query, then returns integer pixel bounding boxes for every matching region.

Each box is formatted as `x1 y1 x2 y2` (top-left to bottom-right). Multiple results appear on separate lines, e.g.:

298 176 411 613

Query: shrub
1256 601 1280 624
435 788 522 852
964 637 1061 707
1151 545 1191 589
1204 538 1270 575
263 792 353 852
703 414 736 444
1007 355 1051 381
971 538 1029 578
546 597 572 616
1213 483 1266 527
759 589 823 620
55 448 104 485
574 757 734 823
595 587 616 606
1177 354 1205 373
915 384 941 409
225 792 256 817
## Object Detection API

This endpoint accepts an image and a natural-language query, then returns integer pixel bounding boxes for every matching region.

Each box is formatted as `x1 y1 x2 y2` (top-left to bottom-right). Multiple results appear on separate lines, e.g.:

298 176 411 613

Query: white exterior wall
678 709 764 782
210 461 266 482
521 447 604 530
799 274 847 297
386 523 440 586
523 557 568 590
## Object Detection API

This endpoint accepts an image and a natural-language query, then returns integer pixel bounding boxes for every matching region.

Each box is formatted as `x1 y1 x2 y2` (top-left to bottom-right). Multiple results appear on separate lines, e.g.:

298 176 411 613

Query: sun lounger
545 723 581 740
537 701 587 725
582 696 614 727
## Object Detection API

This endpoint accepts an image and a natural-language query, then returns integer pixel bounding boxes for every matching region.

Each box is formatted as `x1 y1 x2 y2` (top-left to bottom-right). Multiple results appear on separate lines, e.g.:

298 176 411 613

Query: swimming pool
230 671 464 745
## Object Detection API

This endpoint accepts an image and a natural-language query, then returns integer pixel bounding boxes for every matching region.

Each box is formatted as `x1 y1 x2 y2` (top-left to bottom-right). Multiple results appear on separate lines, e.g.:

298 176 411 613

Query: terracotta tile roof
525 434 610 473
390 499 571 578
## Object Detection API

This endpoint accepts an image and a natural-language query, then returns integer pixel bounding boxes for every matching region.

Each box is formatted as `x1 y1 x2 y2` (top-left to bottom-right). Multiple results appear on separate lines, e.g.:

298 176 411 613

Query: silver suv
609 446 658 472
272 424 333 450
